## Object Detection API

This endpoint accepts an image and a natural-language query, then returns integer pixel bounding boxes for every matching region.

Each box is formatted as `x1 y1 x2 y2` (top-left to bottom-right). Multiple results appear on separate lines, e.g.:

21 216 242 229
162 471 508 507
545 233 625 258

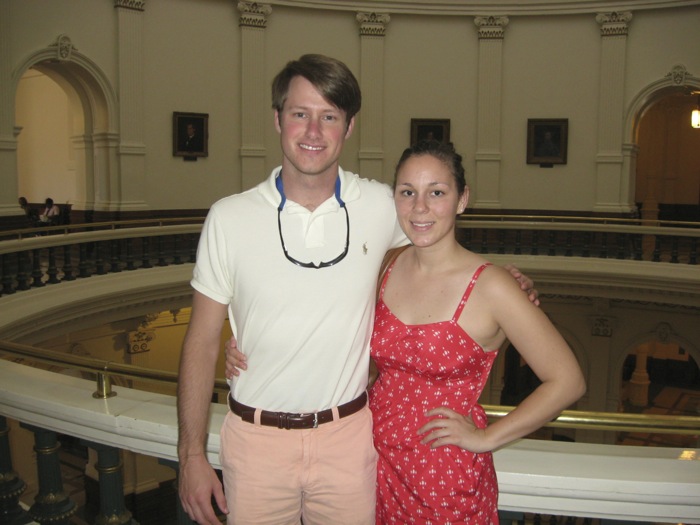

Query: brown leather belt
228 392 367 430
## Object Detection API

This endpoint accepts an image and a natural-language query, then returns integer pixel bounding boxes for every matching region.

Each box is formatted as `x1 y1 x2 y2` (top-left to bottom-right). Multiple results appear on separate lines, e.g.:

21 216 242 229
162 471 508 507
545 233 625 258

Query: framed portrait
527 118 568 165
410 119 450 146
173 112 209 158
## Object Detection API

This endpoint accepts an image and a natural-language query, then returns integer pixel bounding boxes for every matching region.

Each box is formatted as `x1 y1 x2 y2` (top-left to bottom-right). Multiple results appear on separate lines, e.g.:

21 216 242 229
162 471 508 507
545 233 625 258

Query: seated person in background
18 196 38 224
38 197 60 224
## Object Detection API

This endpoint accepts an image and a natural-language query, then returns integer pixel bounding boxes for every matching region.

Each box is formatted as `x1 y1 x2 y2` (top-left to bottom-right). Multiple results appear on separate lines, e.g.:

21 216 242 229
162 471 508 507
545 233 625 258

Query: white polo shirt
192 167 406 412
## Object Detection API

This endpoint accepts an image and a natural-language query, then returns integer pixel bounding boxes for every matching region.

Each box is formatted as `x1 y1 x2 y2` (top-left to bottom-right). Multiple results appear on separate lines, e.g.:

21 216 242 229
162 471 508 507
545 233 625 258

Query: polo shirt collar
259 166 360 210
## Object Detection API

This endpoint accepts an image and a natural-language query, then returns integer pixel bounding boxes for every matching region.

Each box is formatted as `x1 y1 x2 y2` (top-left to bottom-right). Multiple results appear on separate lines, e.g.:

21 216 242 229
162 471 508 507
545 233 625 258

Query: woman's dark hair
393 140 467 196
271 54 362 127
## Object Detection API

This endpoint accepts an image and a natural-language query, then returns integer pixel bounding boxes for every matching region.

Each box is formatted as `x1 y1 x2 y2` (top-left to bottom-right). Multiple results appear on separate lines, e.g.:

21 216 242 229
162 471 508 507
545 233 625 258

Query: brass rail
2 340 698 436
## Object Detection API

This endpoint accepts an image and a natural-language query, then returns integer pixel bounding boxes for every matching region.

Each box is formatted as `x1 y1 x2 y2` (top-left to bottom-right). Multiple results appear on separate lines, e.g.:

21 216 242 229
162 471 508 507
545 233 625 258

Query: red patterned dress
370 263 499 524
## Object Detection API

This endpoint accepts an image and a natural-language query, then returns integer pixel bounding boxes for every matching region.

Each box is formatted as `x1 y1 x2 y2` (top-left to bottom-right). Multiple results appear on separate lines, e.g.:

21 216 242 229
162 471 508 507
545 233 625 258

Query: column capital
114 0 146 11
596 11 632 36
356 12 391 37
474 16 509 39
237 2 272 28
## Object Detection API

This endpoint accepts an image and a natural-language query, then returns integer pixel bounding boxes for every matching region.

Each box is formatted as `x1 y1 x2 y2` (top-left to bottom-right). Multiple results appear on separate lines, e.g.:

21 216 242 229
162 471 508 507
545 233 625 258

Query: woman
370 140 585 523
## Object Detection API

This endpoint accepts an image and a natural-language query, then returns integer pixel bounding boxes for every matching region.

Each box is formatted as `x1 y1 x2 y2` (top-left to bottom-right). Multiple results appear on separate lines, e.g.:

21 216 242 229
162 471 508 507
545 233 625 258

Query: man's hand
179 454 228 525
224 335 246 380
504 264 540 306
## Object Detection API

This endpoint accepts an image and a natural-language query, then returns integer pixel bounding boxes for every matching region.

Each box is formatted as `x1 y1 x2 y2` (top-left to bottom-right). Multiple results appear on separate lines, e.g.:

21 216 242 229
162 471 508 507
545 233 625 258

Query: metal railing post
86 442 138 525
20 424 77 525
0 416 31 525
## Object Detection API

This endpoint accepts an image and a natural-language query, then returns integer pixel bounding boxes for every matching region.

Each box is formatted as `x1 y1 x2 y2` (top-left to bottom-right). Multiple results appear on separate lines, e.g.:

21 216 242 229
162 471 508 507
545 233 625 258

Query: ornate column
472 16 508 209
356 12 390 184
593 11 633 214
238 2 272 191
115 0 148 213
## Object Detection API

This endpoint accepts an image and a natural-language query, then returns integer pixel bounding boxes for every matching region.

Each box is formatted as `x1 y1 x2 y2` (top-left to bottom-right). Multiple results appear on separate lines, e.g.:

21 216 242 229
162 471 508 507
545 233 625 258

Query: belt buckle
277 412 312 430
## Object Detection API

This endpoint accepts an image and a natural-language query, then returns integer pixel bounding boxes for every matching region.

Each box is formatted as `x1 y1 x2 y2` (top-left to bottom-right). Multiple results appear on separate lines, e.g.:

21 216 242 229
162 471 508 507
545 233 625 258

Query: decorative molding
53 34 74 61
590 316 615 337
665 64 694 86
114 0 146 11
356 12 391 36
474 16 509 39
237 2 272 28
595 11 633 36
127 330 155 354
655 322 673 343
249 1 695 17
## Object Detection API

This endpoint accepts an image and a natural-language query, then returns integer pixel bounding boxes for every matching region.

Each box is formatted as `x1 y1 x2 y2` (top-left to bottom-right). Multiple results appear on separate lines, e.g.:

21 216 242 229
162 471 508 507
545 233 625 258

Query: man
177 54 535 525
182 123 203 152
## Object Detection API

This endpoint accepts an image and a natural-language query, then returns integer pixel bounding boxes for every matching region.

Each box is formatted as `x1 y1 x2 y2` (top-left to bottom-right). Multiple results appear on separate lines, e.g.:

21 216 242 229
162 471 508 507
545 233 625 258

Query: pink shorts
219 404 376 525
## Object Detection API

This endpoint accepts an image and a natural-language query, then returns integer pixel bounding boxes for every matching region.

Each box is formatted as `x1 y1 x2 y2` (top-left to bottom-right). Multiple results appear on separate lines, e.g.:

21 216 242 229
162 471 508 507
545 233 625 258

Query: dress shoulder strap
452 263 492 321
376 244 410 302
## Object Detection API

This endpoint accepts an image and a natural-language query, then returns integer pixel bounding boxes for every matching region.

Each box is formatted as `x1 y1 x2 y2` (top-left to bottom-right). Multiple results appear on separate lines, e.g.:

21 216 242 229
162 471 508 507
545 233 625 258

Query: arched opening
618 339 699 448
625 65 700 226
635 92 700 224
12 39 119 223
16 68 80 212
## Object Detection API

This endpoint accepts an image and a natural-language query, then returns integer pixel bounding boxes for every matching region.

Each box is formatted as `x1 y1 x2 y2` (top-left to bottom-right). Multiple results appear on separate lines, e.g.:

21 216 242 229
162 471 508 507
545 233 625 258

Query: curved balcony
1 217 699 524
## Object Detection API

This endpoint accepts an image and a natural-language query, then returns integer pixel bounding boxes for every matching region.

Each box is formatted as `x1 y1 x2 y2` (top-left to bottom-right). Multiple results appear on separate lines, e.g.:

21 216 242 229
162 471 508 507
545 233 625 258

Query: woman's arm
419 268 585 453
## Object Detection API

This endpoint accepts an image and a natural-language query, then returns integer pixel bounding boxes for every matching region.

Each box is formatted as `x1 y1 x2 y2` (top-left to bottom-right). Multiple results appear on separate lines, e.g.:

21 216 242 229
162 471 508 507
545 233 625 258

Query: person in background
369 140 585 523
178 54 539 525
38 197 60 224
18 196 38 224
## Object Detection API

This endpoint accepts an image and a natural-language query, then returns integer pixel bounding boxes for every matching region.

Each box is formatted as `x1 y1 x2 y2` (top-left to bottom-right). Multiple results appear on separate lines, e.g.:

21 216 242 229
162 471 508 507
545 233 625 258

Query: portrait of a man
527 119 568 165
173 112 208 158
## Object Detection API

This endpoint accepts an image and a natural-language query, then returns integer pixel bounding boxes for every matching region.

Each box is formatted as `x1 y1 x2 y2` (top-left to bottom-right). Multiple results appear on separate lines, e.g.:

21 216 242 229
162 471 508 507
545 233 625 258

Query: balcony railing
0 216 699 524
1 341 699 524
0 215 697 297
457 214 699 264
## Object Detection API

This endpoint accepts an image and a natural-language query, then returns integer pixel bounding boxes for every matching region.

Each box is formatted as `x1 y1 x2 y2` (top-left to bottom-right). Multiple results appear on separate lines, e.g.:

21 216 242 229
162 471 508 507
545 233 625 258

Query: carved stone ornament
357 12 391 37
114 0 146 11
139 312 160 328
474 16 509 39
655 322 672 343
127 330 155 354
238 2 272 28
596 11 633 37
666 64 692 85
591 317 614 337
54 34 73 61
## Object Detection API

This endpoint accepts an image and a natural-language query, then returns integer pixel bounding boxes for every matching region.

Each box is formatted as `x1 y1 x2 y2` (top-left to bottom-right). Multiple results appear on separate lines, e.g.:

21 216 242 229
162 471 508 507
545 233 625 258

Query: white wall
2 1 699 213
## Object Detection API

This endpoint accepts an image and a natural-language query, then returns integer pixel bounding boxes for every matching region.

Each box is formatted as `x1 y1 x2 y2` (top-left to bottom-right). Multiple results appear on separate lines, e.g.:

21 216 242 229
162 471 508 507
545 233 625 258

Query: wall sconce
693 95 700 128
